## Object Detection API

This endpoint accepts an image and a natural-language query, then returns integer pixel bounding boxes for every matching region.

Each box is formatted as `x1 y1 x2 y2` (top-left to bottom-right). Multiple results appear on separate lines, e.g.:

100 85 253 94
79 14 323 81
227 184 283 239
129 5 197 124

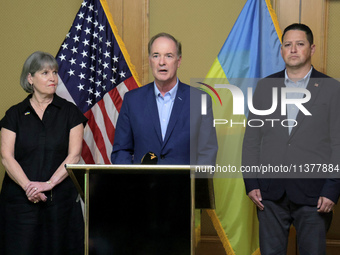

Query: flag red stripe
108 87 123 114
81 140 95 164
84 110 111 164
124 76 139 91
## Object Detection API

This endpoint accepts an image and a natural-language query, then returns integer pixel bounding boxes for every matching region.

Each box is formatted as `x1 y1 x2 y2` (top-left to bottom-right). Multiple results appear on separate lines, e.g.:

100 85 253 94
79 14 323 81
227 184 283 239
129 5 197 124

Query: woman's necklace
31 97 53 112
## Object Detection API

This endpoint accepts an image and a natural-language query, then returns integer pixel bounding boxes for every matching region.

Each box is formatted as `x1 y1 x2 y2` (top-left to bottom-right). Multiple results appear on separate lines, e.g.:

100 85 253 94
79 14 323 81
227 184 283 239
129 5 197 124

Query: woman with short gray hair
0 51 87 254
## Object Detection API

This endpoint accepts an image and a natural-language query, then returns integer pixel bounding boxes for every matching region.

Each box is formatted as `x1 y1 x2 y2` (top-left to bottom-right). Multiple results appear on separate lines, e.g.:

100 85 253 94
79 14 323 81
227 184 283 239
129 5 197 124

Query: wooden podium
66 164 196 255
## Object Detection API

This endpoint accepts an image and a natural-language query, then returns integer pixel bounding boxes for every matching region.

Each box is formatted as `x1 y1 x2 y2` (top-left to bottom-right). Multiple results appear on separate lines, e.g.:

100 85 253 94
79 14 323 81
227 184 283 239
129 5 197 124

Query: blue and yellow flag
204 0 285 254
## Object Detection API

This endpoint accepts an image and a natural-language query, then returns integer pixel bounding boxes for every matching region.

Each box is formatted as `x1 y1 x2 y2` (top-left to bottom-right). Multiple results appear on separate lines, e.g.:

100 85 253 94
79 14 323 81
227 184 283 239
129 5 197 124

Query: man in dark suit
243 23 340 255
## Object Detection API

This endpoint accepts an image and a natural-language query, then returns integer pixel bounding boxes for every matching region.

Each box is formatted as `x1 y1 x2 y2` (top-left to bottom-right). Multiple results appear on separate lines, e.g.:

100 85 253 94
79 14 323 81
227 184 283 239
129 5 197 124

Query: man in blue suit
243 23 340 255
111 33 217 167
110 33 217 254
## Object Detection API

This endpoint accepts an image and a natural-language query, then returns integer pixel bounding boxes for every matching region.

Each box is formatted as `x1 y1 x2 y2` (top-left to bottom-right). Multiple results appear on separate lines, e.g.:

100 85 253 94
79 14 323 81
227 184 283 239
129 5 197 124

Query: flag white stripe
56 77 76 105
116 82 129 100
83 123 105 164
103 93 119 129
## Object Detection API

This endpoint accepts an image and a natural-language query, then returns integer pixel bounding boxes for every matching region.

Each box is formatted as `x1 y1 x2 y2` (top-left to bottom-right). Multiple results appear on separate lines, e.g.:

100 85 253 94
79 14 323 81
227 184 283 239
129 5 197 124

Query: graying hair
148 32 182 58
20 51 58 93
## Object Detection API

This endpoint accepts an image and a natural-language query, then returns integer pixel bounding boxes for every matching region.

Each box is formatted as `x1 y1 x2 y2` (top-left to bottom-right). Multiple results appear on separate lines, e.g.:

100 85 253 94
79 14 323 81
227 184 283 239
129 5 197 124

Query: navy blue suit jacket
243 68 340 205
111 81 218 166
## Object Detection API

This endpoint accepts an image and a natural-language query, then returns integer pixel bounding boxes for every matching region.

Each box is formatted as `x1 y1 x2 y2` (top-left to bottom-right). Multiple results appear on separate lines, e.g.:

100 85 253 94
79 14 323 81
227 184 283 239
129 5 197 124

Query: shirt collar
154 78 179 100
284 66 313 84
20 93 62 113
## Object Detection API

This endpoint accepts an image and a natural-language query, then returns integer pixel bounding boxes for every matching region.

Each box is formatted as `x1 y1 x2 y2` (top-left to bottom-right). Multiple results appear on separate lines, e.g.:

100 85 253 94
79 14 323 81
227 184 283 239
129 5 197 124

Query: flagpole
299 0 302 23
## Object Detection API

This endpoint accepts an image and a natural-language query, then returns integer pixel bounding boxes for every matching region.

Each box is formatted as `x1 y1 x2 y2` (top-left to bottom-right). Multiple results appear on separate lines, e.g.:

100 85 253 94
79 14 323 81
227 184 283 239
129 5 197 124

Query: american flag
56 0 140 164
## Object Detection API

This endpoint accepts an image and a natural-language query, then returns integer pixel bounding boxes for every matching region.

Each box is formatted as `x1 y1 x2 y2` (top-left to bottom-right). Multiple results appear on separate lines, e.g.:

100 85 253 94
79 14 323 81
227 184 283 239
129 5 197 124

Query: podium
66 164 196 255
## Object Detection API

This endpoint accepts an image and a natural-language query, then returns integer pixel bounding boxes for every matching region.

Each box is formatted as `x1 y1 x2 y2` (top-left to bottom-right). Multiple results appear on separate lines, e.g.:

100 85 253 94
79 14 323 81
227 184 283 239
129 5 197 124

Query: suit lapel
275 78 291 138
266 73 290 139
162 82 186 147
146 84 163 144
289 70 323 139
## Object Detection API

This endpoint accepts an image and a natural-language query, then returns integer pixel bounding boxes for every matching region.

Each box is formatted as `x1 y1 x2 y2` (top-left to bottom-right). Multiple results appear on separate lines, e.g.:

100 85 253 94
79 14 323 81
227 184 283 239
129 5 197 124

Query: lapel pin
314 83 319 87
24 111 31 115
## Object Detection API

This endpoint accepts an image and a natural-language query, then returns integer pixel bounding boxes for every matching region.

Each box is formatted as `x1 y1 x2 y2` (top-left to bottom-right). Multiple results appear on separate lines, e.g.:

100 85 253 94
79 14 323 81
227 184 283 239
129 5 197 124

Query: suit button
160 155 165 159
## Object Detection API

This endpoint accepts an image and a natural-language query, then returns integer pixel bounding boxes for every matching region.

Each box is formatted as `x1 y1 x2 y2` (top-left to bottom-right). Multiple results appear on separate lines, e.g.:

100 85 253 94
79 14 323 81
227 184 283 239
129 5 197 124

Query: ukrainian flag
204 0 285 254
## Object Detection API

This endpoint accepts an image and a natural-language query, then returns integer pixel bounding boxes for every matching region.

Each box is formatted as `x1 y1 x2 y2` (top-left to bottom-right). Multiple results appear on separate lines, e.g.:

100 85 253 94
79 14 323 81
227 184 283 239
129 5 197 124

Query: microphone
141 152 158 164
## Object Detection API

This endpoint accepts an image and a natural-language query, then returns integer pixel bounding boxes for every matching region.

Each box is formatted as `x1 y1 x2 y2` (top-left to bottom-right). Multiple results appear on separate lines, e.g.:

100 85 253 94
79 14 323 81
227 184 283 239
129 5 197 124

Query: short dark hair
148 32 182 58
282 23 314 45
20 51 58 93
